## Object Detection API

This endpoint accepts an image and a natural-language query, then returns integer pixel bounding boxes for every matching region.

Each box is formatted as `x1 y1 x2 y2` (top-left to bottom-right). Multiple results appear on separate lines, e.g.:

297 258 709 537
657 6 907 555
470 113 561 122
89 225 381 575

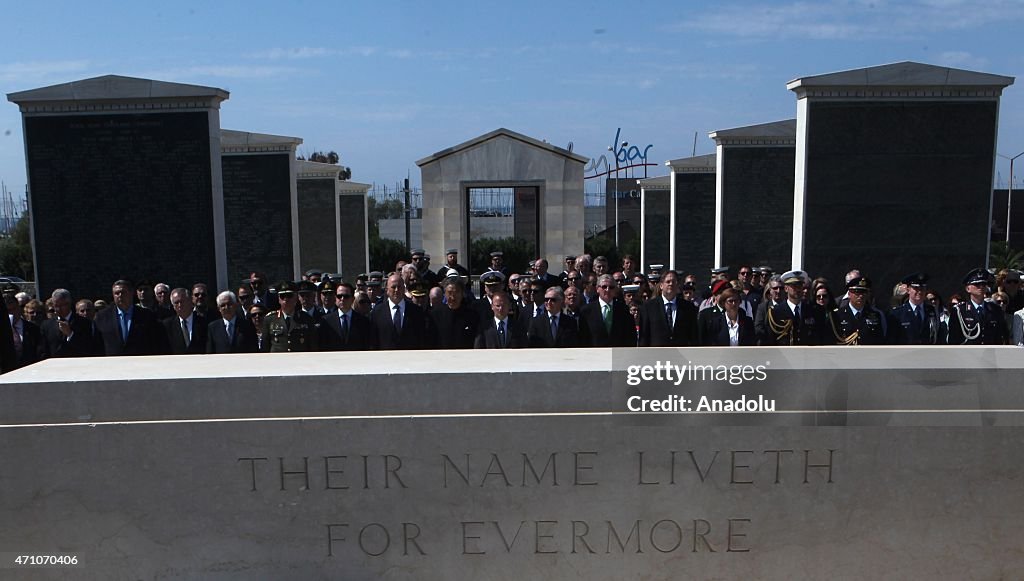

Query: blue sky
2 0 1023 197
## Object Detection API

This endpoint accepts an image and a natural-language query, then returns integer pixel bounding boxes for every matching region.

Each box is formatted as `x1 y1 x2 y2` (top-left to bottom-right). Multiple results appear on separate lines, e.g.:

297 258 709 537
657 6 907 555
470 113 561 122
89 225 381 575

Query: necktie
341 313 349 343
393 305 401 333
119 311 128 343
497 320 506 348
226 320 234 343
665 301 674 328
550 316 558 340
602 304 612 333
181 318 190 348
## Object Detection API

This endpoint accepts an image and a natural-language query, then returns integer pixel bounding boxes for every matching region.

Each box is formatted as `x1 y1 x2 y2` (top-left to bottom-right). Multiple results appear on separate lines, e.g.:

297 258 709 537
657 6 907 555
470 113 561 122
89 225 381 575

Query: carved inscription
236 448 838 557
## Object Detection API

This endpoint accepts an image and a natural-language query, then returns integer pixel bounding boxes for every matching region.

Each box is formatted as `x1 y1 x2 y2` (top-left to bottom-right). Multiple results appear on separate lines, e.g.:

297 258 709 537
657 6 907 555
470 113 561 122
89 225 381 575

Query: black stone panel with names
222 153 293 285
643 189 670 269
25 112 216 299
674 173 716 277
721 147 794 271
803 101 997 297
338 194 368 281
297 178 337 276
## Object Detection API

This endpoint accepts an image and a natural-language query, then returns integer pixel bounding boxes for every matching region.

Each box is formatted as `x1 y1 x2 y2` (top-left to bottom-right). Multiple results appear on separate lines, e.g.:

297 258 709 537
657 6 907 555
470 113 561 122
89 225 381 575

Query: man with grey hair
162 288 207 354
41 288 98 358
578 274 634 347
207 290 258 353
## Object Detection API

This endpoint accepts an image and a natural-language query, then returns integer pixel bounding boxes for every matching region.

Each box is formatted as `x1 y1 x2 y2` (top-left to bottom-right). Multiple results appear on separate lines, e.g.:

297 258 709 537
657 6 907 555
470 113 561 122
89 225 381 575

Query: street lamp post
608 141 628 249
999 151 1024 244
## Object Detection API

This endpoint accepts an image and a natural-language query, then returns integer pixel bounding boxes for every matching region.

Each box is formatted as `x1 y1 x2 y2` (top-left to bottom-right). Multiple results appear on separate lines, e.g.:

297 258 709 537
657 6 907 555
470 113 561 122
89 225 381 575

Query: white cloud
936 51 989 70
673 0 1024 40
140 65 300 81
249 47 330 60
0 60 91 83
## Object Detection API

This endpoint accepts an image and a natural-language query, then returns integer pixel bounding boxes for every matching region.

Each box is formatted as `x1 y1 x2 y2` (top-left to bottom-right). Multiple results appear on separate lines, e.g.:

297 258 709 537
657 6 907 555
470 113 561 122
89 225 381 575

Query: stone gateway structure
417 128 586 274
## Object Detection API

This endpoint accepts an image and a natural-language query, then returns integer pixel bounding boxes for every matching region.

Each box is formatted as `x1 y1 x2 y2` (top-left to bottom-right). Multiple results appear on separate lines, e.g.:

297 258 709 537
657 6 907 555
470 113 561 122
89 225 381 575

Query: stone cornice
14 98 224 114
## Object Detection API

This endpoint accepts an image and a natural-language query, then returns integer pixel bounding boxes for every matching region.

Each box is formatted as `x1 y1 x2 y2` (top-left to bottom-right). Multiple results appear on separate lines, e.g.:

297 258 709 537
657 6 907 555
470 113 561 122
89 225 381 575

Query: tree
470 237 535 275
0 215 34 280
990 241 1024 271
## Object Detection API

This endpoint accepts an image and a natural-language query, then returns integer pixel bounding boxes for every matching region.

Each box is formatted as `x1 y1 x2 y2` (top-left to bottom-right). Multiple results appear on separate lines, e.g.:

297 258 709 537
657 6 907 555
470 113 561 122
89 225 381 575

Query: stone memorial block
710 120 795 271
297 160 341 277
3 347 1023 579
638 175 670 270
221 129 302 284
296 161 370 281
667 154 716 275
6 75 229 299
418 128 586 274
337 181 370 281
789 62 1014 296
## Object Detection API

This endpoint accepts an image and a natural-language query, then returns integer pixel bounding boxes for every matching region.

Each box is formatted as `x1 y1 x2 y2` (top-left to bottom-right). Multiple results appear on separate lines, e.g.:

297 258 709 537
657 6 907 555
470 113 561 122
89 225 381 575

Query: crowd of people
3 247 1022 372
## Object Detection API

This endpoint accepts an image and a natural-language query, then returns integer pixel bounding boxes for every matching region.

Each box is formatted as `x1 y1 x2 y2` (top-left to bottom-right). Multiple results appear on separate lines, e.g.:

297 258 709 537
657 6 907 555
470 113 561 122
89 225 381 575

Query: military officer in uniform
828 276 888 345
947 268 1009 345
891 273 941 345
766 270 827 345
260 281 319 352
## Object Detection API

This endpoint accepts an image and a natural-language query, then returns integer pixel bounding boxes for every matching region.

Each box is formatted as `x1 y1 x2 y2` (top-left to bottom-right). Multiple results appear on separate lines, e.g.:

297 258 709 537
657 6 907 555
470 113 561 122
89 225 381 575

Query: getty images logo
625 361 770 387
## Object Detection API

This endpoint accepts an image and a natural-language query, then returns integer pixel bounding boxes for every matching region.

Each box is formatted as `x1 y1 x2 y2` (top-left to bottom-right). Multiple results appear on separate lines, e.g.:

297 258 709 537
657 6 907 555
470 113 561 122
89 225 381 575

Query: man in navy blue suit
638 270 699 347
95 279 168 356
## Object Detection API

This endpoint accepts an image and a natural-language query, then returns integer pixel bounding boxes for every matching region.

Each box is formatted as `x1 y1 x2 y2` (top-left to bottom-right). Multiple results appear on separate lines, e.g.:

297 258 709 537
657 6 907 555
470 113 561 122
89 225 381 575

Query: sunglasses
250 312 266 318
336 293 353 299
544 297 562 302
598 284 614 289
193 293 206 298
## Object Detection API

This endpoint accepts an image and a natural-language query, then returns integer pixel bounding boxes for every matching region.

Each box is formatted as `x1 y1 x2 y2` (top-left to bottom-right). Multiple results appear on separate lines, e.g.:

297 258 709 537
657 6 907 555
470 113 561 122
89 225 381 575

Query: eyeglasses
523 288 536 294
249 312 266 319
598 285 614 289
995 300 1007 306
738 271 751 276
544 296 562 302
769 286 782 292
193 293 206 298
816 294 828 300
336 293 353 299
567 277 580 282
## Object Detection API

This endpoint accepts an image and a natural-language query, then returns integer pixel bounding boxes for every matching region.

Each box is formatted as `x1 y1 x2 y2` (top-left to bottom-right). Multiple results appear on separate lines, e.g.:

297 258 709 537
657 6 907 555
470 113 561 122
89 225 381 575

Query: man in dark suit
5 292 40 368
518 278 547 321
890 273 941 345
430 278 479 349
638 270 699 347
163 287 208 355
528 287 578 347
320 282 372 351
766 271 828 346
370 273 433 350
207 290 258 354
533 258 560 288
475 291 527 348
578 274 636 347
40 288 98 358
95 279 168 356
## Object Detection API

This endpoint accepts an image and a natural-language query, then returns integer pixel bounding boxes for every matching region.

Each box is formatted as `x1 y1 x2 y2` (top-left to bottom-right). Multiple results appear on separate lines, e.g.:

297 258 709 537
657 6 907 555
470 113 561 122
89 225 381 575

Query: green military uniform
260 281 319 352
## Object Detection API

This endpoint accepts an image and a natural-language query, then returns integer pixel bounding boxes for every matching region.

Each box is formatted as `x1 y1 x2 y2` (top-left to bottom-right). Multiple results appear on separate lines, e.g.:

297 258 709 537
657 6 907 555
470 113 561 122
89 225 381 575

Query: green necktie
602 304 612 333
